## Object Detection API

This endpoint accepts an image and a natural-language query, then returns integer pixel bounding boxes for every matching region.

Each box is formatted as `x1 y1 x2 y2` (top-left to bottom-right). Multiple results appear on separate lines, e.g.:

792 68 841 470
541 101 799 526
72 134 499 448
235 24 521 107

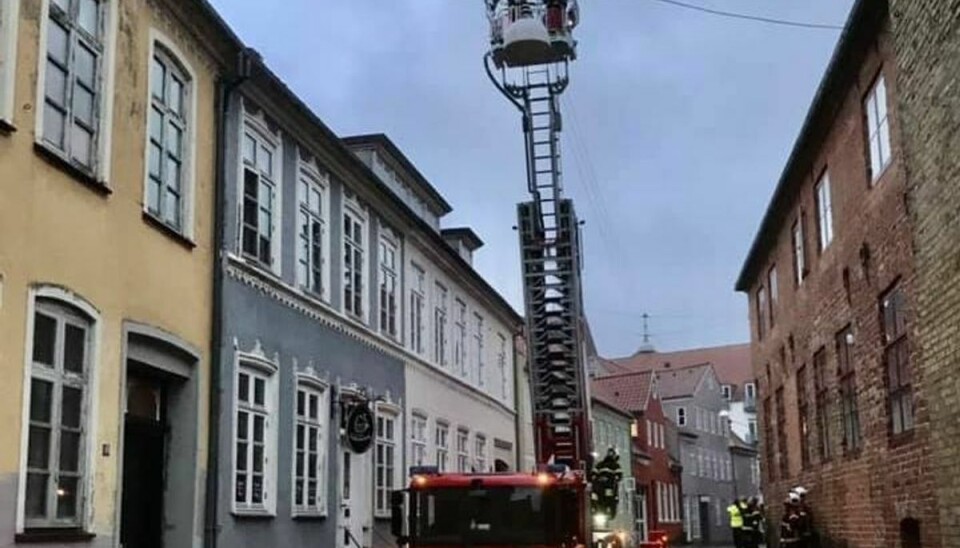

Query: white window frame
291 374 329 517
792 218 806 285
143 32 196 237
676 406 686 427
456 428 470 472
410 413 427 467
474 434 487 472
296 157 330 301
745 383 756 402
17 288 101 532
435 421 449 472
238 109 282 272
409 263 425 354
0 0 22 125
34 0 118 182
646 419 652 447
815 171 834 251
433 282 448 367
865 72 892 182
378 226 399 339
343 194 368 320
454 298 466 375
374 403 400 517
474 313 485 386
232 352 278 516
497 333 508 399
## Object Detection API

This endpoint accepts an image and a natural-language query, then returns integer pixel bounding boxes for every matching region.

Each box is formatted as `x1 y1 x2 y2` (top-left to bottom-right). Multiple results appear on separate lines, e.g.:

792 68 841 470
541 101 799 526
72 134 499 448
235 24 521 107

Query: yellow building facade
0 0 231 545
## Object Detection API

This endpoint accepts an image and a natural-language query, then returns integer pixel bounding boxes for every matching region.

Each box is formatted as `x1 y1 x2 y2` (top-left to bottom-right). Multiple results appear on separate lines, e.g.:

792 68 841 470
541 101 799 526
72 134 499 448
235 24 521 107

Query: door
340 450 369 547
120 375 166 548
698 497 711 545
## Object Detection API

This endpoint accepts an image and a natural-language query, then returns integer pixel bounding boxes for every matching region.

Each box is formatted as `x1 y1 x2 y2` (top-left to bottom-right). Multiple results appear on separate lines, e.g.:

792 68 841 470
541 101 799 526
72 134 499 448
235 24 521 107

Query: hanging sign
345 404 374 454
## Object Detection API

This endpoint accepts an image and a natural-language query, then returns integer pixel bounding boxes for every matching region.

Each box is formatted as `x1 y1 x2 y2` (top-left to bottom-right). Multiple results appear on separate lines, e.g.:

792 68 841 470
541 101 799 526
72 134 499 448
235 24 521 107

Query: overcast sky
209 0 855 357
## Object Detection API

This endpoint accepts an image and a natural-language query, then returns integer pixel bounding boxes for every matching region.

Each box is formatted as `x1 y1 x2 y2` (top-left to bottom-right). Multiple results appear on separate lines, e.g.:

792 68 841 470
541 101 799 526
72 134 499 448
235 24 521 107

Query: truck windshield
412 485 577 545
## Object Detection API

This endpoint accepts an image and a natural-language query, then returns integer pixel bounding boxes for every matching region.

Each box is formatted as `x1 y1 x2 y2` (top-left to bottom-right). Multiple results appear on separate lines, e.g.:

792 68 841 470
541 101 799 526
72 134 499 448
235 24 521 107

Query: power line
649 0 844 30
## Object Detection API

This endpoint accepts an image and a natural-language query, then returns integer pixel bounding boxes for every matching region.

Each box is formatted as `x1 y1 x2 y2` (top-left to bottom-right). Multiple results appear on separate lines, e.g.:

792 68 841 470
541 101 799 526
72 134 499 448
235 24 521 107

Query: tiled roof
609 343 752 396
590 371 654 413
653 363 710 400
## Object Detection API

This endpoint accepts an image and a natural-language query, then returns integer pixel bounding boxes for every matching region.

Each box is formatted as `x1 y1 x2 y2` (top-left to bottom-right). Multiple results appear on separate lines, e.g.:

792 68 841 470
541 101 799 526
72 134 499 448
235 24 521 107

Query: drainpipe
204 47 256 548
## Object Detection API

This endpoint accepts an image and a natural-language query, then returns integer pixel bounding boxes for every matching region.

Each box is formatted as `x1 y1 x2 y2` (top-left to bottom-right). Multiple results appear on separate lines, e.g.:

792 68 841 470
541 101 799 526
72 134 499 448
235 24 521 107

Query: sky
208 0 855 357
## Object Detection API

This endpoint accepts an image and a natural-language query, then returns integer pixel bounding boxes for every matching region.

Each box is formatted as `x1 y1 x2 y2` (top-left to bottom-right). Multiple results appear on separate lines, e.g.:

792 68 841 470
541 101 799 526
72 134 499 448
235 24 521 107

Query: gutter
204 48 256 548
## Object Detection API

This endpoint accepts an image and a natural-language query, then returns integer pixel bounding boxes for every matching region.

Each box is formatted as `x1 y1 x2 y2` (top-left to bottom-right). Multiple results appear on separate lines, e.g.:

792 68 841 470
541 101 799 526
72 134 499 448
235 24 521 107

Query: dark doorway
120 372 166 548
698 498 711 544
900 518 921 548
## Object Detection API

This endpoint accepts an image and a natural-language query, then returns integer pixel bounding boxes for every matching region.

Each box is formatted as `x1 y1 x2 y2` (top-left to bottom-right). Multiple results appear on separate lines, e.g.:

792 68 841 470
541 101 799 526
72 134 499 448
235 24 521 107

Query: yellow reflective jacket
727 504 744 528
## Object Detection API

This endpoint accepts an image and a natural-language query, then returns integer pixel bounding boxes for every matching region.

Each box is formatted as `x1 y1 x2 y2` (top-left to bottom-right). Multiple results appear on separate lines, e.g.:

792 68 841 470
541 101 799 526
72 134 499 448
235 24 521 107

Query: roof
609 343 753 392
590 395 634 421
590 371 654 413
734 0 886 291
342 134 453 216
441 227 484 251
652 363 711 400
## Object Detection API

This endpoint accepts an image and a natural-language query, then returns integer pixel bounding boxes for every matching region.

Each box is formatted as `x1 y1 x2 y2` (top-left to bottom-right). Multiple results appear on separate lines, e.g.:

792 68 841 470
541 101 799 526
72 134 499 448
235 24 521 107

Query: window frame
410 412 427 467
143 33 196 237
721 384 731 400
864 71 892 183
474 313 485 386
676 406 686 427
0 0 21 126
434 421 449 472
456 428 470 472
792 215 807 285
34 0 117 182
453 298 466 374
296 157 330 301
409 263 425 354
378 226 400 339
474 434 487 472
18 291 100 532
374 403 400 517
755 285 766 340
238 110 282 272
232 352 278 516
433 282 448 367
342 194 369 320
881 284 913 437
813 347 831 462
815 171 835 252
497 333 508 399
291 375 329 517
836 325 861 453
796 364 810 469
768 265 778 326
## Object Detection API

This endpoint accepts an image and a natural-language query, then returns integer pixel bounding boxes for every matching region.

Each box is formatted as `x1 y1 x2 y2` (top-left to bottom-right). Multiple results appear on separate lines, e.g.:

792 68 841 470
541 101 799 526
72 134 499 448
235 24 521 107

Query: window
658 423 664 449
882 284 912 435
453 299 466 374
343 200 367 318
792 216 807 285
776 386 788 478
475 434 487 472
755 285 767 340
813 347 831 460
409 264 425 354
676 407 686 427
410 414 427 466
0 0 20 124
456 428 469 472
378 228 399 338
40 0 108 173
374 409 398 515
797 365 810 469
835 326 861 452
748 419 757 443
23 299 92 528
865 73 892 181
145 44 193 232
293 380 328 516
721 384 731 400
234 362 276 514
656 482 664 522
240 123 278 268
435 422 449 471
763 397 775 481
815 172 835 252
744 382 756 403
768 265 778 326
434 283 448 366
497 334 508 398
296 164 329 298
646 419 652 447
696 449 704 477
474 313 485 386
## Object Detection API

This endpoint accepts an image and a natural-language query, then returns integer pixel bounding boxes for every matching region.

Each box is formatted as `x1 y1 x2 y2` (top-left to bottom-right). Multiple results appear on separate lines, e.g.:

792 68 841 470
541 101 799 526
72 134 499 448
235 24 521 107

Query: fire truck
390 2 663 546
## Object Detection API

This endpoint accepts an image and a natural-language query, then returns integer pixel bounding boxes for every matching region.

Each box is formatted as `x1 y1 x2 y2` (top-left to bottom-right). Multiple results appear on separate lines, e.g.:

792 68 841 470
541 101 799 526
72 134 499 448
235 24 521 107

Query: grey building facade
657 364 736 545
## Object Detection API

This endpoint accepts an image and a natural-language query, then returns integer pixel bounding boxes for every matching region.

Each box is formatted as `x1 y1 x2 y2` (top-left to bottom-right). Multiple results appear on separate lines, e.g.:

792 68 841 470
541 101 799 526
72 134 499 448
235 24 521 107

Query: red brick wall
633 396 683 543
742 11 941 547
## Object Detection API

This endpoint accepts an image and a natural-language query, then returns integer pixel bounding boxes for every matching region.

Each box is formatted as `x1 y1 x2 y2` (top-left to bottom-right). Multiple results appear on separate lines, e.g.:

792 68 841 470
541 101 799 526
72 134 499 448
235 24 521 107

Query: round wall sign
345 404 374 454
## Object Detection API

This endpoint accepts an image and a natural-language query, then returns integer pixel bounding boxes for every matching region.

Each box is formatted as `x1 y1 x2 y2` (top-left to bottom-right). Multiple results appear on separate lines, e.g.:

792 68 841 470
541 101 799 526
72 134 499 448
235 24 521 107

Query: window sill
34 142 111 196
889 430 915 449
143 212 196 250
237 254 282 282
16 528 96 543
231 509 275 520
292 512 328 521
0 118 15 134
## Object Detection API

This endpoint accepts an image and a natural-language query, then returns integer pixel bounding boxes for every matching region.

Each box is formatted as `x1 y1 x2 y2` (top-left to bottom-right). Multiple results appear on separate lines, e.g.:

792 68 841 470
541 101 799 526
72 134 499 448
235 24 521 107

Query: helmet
787 492 801 504
793 486 808 497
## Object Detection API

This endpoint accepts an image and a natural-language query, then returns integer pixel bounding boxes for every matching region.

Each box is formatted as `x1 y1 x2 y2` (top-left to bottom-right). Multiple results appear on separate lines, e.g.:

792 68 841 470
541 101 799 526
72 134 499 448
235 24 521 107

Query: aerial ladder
390 2 636 546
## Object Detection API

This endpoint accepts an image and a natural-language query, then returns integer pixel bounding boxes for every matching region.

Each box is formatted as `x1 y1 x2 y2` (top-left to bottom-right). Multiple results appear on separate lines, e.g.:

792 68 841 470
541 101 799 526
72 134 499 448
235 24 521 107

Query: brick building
593 370 684 545
888 1 960 545
735 0 942 545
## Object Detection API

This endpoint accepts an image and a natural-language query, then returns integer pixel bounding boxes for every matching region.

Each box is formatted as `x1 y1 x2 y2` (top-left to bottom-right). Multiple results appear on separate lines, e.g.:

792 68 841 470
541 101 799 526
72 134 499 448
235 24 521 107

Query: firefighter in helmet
590 447 623 520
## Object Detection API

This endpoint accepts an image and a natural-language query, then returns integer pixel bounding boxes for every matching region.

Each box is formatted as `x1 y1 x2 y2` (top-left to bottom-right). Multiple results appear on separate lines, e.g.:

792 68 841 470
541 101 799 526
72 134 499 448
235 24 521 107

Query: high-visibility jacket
727 503 744 528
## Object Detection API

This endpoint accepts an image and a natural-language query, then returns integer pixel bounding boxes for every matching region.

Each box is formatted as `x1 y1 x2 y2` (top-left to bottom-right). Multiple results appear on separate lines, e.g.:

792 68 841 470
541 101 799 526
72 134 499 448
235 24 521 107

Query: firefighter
780 493 802 545
743 497 763 548
590 447 622 519
793 486 816 548
726 498 746 548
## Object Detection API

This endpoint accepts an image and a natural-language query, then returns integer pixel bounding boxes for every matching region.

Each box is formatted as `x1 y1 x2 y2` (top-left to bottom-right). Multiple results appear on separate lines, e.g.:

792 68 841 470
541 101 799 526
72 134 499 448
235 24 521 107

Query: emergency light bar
408 465 440 477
